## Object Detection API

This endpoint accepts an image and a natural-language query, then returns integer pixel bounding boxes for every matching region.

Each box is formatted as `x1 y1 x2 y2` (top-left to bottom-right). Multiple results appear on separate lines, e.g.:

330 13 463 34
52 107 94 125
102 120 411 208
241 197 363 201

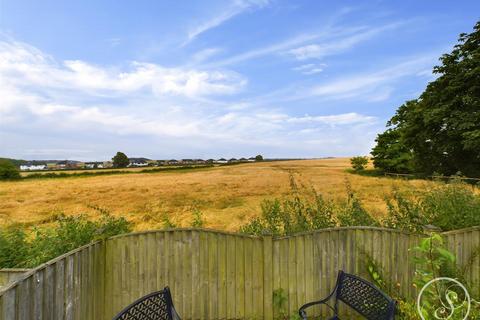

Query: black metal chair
113 287 181 320
298 271 396 320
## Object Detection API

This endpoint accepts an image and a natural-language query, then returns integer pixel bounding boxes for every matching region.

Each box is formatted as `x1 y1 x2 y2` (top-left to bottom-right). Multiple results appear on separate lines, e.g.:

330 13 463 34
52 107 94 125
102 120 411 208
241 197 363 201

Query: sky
0 1 479 161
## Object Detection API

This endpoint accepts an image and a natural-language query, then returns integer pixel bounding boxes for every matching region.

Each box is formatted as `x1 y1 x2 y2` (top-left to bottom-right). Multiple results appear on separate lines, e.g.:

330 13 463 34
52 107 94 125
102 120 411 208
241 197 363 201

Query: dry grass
0 158 437 231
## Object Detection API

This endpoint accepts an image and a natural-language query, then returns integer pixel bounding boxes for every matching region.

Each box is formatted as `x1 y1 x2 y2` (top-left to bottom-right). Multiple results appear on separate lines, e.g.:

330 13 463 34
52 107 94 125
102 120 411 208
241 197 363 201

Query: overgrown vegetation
384 178 480 232
241 175 480 235
371 21 480 177
0 208 130 268
273 288 301 320
363 234 480 319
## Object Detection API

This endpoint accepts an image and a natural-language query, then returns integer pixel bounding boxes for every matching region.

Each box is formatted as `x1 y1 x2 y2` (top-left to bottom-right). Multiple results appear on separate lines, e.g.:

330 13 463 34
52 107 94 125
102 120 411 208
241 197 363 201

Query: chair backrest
334 271 396 320
113 287 178 320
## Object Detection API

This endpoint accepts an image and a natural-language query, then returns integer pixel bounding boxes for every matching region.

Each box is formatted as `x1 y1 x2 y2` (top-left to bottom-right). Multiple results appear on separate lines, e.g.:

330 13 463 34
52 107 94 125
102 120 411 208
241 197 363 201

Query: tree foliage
350 156 369 171
112 151 129 168
255 154 264 161
372 21 480 177
0 159 21 180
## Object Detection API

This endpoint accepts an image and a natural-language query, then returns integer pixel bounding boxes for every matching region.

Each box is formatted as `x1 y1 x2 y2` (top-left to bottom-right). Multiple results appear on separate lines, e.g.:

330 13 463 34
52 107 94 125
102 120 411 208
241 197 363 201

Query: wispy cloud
206 21 403 68
184 0 270 45
292 63 326 75
309 54 438 100
288 22 404 60
244 52 440 106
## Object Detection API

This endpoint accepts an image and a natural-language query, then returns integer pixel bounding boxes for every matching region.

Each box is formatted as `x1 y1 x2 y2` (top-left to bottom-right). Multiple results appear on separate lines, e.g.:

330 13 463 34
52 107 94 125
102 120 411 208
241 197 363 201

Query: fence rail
384 172 480 182
1 227 479 320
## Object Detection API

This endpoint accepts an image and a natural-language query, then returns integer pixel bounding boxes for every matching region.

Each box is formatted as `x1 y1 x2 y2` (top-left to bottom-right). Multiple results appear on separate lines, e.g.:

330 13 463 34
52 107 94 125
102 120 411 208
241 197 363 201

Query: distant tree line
371 21 480 177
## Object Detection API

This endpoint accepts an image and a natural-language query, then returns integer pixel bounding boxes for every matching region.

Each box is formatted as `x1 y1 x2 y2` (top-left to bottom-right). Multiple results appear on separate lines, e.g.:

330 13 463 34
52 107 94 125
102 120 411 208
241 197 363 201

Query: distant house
194 159 206 164
206 159 215 164
239 158 247 162
228 158 238 163
55 160 81 169
129 158 149 167
103 161 113 168
215 158 228 164
20 161 47 171
248 157 256 162
181 159 194 165
56 160 68 169
85 162 104 169
167 159 179 165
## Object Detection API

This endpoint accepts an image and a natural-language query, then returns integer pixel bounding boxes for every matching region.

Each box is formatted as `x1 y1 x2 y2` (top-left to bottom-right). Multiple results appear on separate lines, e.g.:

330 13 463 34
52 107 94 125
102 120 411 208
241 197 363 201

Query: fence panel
0 241 104 320
1 227 478 319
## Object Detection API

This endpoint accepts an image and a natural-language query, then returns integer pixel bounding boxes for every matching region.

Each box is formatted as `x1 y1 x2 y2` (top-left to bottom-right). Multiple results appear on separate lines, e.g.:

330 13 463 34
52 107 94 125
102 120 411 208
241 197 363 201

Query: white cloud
0 40 246 98
0 37 382 160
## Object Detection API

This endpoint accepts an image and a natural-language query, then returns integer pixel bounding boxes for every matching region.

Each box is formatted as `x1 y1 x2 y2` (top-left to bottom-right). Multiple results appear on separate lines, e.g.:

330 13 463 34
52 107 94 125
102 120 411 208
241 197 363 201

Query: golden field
0 158 437 231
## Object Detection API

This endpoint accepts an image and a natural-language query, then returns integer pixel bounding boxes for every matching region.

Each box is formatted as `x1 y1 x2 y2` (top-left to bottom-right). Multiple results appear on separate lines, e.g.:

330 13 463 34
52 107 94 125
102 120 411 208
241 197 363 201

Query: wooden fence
1 227 479 320
0 270 30 289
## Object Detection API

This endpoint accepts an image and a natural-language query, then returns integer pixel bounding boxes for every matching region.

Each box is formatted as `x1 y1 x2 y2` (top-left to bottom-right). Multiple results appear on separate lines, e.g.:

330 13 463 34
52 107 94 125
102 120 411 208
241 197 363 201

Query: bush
0 160 21 180
383 179 480 232
350 156 369 172
0 211 130 268
383 189 427 233
421 179 480 230
337 182 378 227
240 191 338 236
240 178 375 236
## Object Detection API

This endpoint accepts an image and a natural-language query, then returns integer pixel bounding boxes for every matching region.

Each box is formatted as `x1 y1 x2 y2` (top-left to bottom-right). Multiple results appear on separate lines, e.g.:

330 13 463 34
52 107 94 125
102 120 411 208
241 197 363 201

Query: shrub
0 211 130 268
337 181 378 227
0 227 30 268
240 178 374 236
350 156 369 172
0 159 21 180
383 179 480 232
382 189 427 233
420 179 480 230
240 192 337 236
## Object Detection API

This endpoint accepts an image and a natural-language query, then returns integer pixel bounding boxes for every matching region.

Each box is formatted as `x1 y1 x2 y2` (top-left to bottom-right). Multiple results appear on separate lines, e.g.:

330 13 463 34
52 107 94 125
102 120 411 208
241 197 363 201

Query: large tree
372 21 480 177
112 152 129 168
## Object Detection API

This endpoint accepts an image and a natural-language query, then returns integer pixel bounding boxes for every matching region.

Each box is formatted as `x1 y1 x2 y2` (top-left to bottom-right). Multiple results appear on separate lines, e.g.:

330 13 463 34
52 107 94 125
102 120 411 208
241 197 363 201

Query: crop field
0 158 438 231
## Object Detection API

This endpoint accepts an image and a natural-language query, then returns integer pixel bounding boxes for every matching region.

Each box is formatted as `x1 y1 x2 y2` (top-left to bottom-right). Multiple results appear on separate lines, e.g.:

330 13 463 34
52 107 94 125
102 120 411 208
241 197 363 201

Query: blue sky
0 0 479 160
